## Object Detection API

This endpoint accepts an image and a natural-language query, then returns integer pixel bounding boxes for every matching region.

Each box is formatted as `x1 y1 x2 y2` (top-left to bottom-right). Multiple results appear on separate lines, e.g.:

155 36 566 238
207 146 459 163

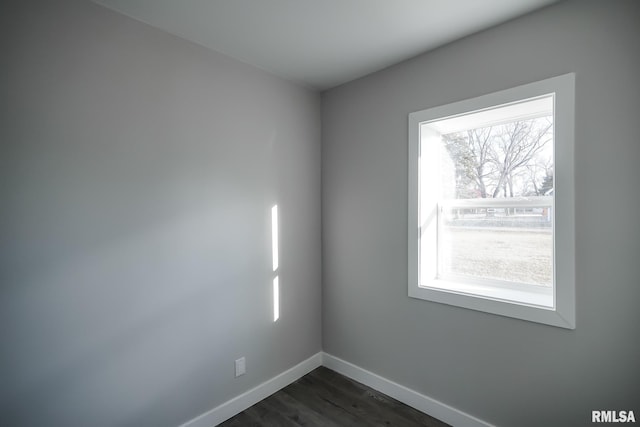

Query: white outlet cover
235 357 246 377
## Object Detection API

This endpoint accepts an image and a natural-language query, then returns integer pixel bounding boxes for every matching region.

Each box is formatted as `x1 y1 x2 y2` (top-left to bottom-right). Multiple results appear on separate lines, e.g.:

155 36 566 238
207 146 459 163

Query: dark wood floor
218 367 450 427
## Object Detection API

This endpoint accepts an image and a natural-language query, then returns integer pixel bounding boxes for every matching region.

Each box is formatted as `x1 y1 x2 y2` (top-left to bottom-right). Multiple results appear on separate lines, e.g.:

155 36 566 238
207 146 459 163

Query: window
408 74 575 329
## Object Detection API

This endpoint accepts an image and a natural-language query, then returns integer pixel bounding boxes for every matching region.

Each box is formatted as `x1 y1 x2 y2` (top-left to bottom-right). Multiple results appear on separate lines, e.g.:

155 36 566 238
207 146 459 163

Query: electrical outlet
235 357 246 377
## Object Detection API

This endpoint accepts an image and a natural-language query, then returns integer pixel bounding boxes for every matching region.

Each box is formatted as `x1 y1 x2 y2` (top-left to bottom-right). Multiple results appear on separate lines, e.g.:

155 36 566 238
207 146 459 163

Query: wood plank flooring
218 367 450 427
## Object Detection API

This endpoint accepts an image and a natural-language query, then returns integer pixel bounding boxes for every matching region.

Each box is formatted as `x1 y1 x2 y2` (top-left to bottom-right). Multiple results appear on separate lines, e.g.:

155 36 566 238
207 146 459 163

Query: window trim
408 74 575 329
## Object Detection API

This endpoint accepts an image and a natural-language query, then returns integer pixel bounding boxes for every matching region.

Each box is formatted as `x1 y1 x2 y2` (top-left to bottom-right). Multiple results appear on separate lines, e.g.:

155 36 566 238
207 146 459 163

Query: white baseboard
322 353 494 427
179 352 322 427
179 351 492 427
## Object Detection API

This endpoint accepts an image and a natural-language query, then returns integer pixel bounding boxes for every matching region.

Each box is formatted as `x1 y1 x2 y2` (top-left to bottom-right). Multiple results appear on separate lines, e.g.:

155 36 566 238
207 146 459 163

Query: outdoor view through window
420 95 554 307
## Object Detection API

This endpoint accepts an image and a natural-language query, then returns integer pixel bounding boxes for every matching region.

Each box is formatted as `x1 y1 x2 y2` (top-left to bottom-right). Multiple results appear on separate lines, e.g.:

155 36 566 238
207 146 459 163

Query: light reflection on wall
271 205 279 322
272 277 279 322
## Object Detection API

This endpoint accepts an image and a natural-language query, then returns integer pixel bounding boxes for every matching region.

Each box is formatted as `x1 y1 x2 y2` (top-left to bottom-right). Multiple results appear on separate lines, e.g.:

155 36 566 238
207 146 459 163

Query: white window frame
408 74 575 329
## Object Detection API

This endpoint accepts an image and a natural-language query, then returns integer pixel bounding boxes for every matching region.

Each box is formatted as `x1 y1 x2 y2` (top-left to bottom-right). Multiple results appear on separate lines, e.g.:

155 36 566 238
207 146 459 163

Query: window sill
409 278 573 329
423 278 553 309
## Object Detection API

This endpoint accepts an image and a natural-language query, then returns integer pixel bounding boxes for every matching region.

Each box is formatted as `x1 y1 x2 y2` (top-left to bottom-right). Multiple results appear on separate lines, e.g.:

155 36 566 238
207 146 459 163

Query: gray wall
322 1 640 426
0 1 321 426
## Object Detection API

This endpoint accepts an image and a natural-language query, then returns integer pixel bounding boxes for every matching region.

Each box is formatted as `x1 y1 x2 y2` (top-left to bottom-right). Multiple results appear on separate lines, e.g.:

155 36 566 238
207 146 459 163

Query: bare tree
489 118 553 198
442 116 553 199
443 127 496 198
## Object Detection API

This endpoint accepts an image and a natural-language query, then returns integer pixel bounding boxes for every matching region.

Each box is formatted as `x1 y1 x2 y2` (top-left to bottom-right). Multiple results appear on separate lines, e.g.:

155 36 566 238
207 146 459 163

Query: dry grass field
440 227 553 286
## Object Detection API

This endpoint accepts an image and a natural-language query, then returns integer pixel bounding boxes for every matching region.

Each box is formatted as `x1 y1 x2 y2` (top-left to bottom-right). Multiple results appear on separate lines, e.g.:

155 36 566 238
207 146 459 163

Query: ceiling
92 0 560 90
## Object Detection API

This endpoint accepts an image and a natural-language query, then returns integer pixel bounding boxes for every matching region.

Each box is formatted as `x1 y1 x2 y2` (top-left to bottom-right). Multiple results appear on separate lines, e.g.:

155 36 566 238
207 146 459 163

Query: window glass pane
429 95 554 288
438 205 553 286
